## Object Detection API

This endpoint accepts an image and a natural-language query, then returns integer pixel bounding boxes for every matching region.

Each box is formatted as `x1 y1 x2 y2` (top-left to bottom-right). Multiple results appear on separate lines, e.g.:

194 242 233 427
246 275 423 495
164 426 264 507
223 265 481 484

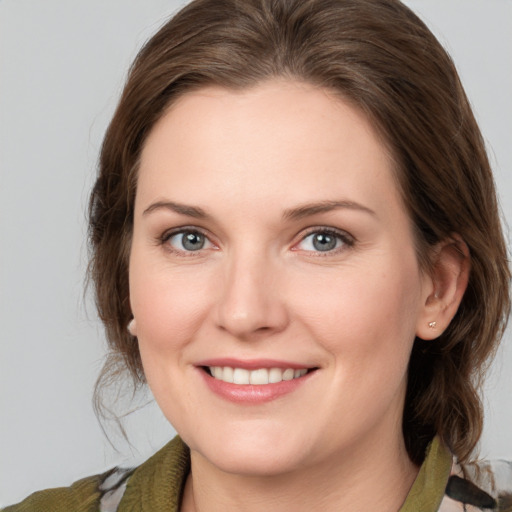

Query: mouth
196 359 319 403
203 366 312 385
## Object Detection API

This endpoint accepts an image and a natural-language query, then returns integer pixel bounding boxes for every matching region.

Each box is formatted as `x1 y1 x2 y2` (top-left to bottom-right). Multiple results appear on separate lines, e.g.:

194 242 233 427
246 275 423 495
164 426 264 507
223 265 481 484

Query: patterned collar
98 436 512 511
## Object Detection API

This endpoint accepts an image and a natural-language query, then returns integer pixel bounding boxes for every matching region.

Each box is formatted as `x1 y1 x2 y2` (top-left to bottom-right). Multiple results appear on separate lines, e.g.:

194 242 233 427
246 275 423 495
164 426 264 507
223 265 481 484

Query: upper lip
196 358 317 370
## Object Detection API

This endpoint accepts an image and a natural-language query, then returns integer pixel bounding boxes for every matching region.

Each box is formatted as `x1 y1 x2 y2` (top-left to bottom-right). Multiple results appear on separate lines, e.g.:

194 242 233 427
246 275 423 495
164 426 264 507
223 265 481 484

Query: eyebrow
143 201 210 219
282 200 376 220
142 199 375 221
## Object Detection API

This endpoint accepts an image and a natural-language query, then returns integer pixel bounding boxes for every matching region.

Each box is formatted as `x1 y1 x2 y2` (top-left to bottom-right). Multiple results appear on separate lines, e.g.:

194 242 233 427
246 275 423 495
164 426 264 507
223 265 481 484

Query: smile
207 366 308 385
197 359 318 403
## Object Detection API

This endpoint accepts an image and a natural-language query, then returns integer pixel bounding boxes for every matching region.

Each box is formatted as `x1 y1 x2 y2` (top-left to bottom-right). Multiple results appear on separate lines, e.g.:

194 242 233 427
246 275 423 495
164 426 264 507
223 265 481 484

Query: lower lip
199 369 314 404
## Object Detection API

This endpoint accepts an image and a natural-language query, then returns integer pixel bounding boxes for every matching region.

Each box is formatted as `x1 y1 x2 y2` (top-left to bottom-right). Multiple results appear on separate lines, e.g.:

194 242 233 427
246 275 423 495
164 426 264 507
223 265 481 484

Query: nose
214 251 289 340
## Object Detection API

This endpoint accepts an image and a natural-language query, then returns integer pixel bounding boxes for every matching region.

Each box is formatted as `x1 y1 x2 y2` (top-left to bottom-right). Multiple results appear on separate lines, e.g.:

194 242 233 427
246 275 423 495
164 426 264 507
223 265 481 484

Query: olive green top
2 436 454 511
400 437 451 512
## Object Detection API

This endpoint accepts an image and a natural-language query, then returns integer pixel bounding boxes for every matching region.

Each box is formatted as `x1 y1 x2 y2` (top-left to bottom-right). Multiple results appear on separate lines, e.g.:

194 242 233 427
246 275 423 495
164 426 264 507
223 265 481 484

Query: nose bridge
215 244 288 338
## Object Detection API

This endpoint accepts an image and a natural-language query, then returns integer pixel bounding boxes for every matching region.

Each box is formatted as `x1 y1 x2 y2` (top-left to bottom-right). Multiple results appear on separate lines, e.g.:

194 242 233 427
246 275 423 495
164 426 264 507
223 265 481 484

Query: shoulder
1 467 134 512
440 458 512 511
115 436 190 511
2 437 189 512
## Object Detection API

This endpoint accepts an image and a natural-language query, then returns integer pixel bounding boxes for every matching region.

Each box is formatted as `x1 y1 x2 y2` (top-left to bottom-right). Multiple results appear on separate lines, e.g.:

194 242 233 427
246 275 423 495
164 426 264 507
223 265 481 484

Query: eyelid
157 225 354 255
160 226 217 254
292 226 355 254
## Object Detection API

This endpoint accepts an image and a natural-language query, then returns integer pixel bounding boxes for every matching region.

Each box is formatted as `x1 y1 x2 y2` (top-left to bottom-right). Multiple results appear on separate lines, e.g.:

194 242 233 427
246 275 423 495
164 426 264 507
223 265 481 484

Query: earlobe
416 235 470 341
128 318 138 337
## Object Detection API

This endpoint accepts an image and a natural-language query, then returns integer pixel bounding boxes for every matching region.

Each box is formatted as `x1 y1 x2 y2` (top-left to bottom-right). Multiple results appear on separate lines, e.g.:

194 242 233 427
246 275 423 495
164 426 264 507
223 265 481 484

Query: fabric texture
2 473 105 512
4 436 512 511
400 436 452 511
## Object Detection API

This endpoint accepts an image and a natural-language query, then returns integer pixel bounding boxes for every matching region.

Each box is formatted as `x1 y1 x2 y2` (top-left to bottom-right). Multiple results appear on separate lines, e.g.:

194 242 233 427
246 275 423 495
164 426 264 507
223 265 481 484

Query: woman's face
129 80 433 475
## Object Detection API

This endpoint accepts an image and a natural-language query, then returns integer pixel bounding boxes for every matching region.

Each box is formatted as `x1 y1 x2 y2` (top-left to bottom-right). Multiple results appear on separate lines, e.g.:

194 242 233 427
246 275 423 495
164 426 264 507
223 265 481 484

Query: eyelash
159 226 355 256
160 227 215 256
292 227 354 256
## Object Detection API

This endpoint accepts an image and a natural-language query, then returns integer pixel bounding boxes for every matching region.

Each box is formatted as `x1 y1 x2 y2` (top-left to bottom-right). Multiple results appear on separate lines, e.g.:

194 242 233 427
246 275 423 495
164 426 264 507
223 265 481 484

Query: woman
4 0 511 510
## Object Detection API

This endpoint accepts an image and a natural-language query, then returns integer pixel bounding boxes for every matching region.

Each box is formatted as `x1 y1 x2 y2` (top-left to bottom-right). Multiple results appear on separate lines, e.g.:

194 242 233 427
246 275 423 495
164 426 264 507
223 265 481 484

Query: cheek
291 261 422 431
129 253 214 357
290 258 422 367
128 257 214 418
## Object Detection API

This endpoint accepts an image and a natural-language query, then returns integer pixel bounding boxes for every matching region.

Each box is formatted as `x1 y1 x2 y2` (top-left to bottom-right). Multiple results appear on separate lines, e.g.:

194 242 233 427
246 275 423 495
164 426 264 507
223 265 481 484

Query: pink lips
196 358 316 404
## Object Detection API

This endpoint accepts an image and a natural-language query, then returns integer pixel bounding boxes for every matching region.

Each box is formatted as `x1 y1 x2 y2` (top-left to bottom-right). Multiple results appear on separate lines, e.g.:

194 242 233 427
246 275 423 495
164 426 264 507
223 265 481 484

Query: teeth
269 367 283 383
282 368 294 381
233 368 250 384
250 368 268 385
208 366 309 385
223 366 234 383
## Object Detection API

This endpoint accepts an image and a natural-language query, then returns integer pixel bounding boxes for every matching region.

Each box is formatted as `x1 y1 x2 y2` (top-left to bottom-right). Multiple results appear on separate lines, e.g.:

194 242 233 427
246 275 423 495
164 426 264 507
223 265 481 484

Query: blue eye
166 230 212 252
297 230 350 253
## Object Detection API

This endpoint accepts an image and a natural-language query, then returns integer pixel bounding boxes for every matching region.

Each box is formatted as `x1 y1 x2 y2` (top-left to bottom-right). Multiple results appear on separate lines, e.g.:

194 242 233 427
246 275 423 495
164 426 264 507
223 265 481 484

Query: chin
185 422 313 477
203 444 306 477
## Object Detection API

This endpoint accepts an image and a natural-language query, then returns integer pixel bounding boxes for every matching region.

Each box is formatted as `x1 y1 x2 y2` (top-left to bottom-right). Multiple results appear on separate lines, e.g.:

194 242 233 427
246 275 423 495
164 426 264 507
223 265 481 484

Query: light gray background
1 0 511 506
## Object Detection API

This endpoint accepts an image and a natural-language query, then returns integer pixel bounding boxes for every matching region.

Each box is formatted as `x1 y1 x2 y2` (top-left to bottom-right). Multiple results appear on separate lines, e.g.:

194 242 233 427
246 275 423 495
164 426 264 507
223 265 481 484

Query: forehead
136 80 403 224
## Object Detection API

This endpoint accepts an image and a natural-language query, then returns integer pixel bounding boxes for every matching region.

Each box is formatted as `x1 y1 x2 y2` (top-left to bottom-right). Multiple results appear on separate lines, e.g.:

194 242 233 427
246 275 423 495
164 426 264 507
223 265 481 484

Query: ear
416 235 470 340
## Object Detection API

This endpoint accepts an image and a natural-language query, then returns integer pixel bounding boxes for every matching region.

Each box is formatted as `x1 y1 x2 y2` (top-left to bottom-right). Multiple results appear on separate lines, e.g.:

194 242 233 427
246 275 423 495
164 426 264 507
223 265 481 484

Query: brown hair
89 0 510 464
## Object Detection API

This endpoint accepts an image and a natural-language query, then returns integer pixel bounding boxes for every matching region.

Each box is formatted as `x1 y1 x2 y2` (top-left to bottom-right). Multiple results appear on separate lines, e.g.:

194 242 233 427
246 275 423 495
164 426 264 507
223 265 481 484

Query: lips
197 359 317 403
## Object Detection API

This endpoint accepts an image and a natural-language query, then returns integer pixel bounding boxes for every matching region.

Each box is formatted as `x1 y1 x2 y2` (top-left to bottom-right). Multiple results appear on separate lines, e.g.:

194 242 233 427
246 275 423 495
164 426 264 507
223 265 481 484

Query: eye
163 229 214 253
295 229 352 253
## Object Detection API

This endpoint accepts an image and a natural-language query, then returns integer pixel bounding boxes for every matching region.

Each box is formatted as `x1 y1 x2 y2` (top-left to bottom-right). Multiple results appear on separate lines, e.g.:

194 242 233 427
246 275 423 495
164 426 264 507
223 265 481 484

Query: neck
181 430 419 512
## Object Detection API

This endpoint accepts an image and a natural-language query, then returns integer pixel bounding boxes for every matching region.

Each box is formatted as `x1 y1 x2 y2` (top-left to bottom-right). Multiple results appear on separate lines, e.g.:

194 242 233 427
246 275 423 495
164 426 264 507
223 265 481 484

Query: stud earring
127 318 137 336
428 321 437 329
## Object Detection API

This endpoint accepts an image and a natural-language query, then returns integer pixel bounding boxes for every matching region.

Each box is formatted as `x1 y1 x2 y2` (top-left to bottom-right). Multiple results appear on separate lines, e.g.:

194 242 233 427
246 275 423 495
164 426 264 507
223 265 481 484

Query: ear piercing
428 321 437 329
127 318 137 336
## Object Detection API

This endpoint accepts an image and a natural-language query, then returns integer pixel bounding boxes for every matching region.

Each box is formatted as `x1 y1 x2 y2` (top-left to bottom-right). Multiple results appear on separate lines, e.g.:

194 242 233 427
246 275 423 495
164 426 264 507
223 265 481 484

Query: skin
129 80 468 511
